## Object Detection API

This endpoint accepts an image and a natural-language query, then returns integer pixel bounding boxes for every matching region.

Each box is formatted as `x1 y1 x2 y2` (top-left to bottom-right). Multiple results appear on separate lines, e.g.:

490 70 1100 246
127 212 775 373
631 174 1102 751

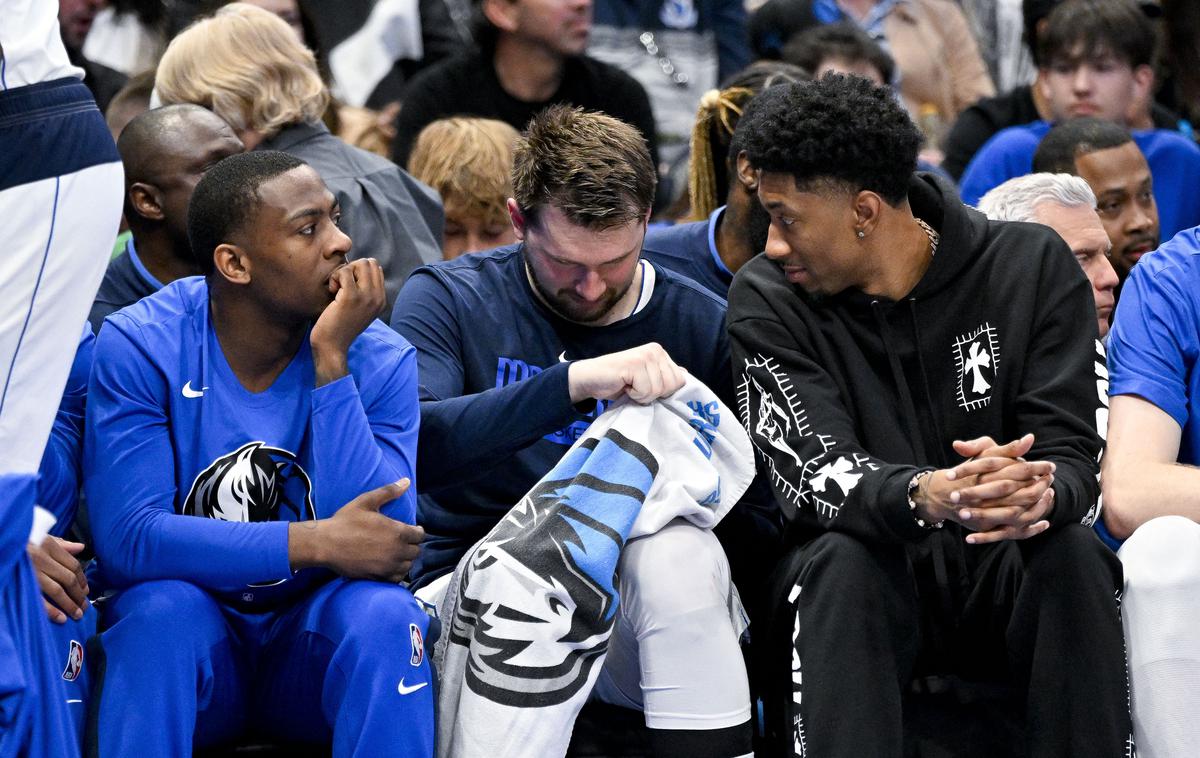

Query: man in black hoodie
727 75 1131 757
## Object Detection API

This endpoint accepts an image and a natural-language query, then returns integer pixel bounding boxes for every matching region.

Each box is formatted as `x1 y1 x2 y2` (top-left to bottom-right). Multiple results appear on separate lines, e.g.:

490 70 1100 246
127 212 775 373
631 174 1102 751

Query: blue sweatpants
90 577 436 756
0 477 78 758
44 603 97 751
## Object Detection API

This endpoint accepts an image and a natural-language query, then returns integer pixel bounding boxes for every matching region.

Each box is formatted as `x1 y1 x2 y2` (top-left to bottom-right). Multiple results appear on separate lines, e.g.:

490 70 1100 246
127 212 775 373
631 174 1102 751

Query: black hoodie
727 173 1104 545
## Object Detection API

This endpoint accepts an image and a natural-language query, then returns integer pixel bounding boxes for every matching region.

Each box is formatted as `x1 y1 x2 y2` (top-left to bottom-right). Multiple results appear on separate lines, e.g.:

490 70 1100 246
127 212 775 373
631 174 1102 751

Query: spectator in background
746 0 816 60
59 0 128 112
390 0 658 171
942 0 1179 181
407 117 520 260
958 0 1200 246
155 2 445 311
807 0 994 129
942 0 1062 181
1103 224 1200 758
103 68 155 139
79 0 167 79
90 105 245 331
977 172 1118 337
104 68 156 252
782 21 892 86
584 0 751 175
1033 117 1160 292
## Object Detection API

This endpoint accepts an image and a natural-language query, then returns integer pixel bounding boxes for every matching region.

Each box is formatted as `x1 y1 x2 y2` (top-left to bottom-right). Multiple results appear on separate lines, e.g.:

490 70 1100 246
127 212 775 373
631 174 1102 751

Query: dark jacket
390 44 658 167
727 173 1104 545
260 121 444 312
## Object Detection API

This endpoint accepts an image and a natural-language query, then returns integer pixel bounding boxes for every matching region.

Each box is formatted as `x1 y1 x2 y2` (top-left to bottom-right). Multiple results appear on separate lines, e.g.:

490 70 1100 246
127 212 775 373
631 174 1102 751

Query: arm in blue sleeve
84 323 291 589
307 338 420 523
41 325 93 535
391 270 585 489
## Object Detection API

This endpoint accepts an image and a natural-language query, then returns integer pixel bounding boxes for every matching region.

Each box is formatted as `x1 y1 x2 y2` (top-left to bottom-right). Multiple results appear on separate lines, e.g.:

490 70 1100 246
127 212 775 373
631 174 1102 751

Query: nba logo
409 623 424 667
62 640 84 681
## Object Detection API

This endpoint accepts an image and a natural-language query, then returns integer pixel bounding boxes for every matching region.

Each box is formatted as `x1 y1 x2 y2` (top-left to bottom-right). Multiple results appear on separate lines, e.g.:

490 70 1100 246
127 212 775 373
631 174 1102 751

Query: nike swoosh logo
181 381 208 399
397 679 428 695
558 351 569 363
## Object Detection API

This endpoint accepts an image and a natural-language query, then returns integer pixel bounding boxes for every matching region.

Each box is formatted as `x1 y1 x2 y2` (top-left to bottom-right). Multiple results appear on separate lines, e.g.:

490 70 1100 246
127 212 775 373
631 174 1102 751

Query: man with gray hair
978 172 1119 338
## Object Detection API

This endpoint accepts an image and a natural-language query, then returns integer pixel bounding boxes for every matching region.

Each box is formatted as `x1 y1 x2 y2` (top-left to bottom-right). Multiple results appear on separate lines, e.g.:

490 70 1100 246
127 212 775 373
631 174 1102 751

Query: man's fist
567 343 687 404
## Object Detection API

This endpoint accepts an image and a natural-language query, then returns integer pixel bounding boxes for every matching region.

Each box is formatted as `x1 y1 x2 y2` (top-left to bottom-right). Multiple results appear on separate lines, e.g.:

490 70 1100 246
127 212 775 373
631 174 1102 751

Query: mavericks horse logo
449 431 658 707
182 441 315 524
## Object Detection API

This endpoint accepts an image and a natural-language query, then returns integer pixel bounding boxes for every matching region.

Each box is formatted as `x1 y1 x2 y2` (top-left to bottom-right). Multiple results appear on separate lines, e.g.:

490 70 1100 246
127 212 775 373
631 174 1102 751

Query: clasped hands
912 433 1056 544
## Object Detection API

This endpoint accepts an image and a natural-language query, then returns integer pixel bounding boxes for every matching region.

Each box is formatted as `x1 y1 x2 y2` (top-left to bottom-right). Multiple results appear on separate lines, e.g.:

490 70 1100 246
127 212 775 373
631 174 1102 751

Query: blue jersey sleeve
1107 252 1199 427
308 335 420 523
390 269 585 489
84 322 292 589
959 126 1041 207
40 324 93 534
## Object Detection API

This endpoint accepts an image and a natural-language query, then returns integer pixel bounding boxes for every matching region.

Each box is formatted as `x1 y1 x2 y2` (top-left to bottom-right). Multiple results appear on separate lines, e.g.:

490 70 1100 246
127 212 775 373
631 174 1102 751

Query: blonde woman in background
155 2 444 309
408 118 520 260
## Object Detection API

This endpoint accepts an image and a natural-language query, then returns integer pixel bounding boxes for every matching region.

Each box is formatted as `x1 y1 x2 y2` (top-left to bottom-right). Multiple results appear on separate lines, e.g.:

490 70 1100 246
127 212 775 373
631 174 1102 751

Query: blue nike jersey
84 277 419 610
390 244 732 585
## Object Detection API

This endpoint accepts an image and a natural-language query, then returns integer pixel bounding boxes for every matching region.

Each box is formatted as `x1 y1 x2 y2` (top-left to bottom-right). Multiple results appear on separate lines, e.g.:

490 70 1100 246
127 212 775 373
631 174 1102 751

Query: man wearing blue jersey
84 151 434 756
392 105 755 757
958 0 1200 243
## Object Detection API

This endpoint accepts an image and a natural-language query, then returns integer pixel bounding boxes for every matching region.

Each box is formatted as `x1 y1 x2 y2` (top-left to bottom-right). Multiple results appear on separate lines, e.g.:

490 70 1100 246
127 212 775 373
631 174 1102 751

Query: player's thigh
0 162 121 476
255 578 431 737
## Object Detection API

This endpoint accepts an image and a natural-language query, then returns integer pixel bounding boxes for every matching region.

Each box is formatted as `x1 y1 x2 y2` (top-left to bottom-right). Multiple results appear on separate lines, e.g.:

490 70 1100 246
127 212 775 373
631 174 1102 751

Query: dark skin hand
288 479 424 583
28 537 89 624
310 257 386 387
914 434 1057 544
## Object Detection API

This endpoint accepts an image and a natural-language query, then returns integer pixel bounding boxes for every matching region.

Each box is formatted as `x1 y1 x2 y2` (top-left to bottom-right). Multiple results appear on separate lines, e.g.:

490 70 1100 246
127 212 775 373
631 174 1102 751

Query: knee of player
1120 516 1200 594
336 581 429 646
619 524 731 618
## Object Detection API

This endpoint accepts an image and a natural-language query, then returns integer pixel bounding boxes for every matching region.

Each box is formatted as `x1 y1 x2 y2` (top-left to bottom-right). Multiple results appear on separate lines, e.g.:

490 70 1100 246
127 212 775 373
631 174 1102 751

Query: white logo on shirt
181 381 208 399
810 456 863 496
952 324 1000 411
397 678 428 695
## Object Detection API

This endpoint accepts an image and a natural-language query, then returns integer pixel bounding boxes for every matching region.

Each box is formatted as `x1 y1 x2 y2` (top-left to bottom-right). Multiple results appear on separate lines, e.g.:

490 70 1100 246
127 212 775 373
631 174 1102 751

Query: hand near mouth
311 258 386 386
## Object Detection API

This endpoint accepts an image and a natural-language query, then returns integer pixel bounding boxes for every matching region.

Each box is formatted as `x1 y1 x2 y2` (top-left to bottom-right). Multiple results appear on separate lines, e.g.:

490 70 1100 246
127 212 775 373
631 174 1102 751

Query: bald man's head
118 105 245 250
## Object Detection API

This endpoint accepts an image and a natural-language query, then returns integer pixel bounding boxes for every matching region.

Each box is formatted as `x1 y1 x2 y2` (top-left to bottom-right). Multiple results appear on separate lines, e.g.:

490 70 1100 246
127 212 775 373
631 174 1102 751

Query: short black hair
1038 0 1155 70
724 61 810 167
736 74 920 205
187 150 307 274
782 22 895 85
1032 117 1134 174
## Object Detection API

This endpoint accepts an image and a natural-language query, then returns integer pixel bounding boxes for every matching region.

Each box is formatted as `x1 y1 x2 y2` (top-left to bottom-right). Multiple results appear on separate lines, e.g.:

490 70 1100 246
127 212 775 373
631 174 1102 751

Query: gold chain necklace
916 217 940 257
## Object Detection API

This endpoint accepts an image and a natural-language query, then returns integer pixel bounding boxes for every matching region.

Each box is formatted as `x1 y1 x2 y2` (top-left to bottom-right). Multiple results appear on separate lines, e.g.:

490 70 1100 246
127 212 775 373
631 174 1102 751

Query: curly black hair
1032 117 1133 175
187 150 306 274
736 74 920 205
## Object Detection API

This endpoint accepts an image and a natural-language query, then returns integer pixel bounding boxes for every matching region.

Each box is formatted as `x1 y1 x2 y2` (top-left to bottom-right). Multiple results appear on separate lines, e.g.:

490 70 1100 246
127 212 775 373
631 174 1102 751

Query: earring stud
856 229 865 238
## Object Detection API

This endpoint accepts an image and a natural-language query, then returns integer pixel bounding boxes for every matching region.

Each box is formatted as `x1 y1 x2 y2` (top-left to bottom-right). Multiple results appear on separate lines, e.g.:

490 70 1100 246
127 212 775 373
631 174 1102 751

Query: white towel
434 376 755 757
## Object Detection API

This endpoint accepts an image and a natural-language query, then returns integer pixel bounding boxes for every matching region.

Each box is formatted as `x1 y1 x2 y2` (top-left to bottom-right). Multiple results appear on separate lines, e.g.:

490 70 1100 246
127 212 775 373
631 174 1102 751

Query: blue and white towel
434 376 755 757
